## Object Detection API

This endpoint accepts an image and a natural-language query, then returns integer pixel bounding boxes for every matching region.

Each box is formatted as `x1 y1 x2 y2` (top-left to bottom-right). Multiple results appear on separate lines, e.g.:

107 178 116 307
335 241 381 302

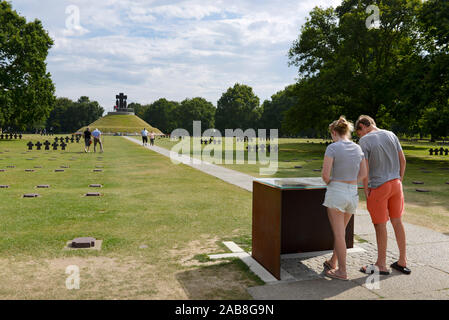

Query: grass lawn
0 135 263 299
149 136 449 234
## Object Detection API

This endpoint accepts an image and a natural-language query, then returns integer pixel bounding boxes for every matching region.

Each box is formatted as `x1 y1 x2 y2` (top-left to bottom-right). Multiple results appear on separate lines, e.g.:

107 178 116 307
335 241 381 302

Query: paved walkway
124 137 449 300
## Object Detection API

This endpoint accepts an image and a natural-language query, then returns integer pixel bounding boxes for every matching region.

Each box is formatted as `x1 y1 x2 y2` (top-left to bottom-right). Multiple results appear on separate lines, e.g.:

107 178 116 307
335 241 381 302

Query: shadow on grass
176 259 264 300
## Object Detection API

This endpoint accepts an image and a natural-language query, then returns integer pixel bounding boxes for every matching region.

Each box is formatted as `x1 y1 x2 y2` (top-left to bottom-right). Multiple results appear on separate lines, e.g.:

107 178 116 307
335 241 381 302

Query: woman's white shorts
322 181 359 214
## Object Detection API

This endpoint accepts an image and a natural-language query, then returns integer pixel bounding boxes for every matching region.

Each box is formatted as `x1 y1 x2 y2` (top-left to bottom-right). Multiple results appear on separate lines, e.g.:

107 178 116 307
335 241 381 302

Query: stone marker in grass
0 169 5 172
0 185 9 188
7 165 15 168
416 189 430 193
36 185 50 188
89 184 103 188
55 169 64 172
25 169 35 172
85 192 101 197
295 166 303 169
71 237 96 248
23 193 39 198
412 181 424 185
93 169 103 172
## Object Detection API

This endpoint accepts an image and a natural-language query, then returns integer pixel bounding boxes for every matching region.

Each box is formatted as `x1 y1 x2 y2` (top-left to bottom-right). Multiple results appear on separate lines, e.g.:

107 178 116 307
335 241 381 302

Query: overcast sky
11 0 342 113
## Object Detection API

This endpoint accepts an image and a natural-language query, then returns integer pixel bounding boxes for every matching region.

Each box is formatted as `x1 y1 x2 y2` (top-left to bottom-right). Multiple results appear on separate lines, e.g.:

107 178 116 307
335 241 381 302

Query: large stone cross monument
108 93 135 115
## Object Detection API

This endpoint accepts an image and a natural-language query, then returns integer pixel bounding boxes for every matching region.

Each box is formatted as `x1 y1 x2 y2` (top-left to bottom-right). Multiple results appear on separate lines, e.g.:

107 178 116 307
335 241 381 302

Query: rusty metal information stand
252 178 354 280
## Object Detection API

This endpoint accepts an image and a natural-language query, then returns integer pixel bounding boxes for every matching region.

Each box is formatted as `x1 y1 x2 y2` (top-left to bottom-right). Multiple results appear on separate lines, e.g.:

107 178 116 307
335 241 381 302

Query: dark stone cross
19 134 22 139
14 134 17 139
434 148 440 155
439 147 445 156
54 137 59 143
59 137 64 143
27 142 34 150
429 149 434 156
116 92 127 109
52 142 58 150
60 141 67 150
0 134 3 139
76 136 80 143
445 149 449 156
9 133 12 139
65 136 70 143
70 136 75 143
35 142 43 150
44 140 51 150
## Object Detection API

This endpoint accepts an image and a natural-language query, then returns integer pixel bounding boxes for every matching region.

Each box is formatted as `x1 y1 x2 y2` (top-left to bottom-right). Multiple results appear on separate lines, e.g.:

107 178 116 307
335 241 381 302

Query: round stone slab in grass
71 237 96 248
85 192 101 197
26 158 34 161
25 169 35 172
60 165 69 168
294 166 303 169
36 185 50 188
415 189 430 193
0 169 5 172
89 184 103 188
34 166 42 168
54 169 65 172
7 165 15 168
93 169 103 172
23 193 40 198
313 169 321 172
412 181 424 185
0 185 9 188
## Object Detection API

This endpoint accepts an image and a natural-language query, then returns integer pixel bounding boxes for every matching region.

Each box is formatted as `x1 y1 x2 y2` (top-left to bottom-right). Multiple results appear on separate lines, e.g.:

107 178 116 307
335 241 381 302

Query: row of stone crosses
429 148 449 156
0 133 22 140
246 144 278 153
26 136 81 151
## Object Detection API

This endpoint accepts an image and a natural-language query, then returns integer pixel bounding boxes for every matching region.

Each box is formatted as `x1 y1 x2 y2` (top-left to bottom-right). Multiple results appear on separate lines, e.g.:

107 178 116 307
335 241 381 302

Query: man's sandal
360 264 390 275
390 262 411 275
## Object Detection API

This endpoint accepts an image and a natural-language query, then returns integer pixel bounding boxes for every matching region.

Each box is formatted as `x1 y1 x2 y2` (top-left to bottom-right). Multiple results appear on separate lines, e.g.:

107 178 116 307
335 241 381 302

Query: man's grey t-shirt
324 141 364 181
359 129 402 188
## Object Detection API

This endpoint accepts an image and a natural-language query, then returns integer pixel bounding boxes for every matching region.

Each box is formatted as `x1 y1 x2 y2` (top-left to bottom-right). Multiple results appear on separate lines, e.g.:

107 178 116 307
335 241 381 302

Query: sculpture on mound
109 93 135 115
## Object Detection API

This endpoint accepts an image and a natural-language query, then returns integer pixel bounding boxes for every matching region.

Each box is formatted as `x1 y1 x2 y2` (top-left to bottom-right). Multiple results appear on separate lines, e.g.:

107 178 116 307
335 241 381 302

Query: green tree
178 97 215 135
143 98 180 134
215 83 261 132
128 102 148 119
259 85 297 136
46 97 104 133
287 0 422 133
0 1 55 131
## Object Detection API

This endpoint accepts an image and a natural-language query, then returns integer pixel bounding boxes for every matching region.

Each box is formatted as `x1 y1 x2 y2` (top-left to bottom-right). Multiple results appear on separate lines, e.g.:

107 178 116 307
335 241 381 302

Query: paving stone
0 185 9 188
25 169 34 172
54 169 64 172
85 192 101 197
93 169 103 172
89 184 103 188
36 185 50 188
352 266 449 299
247 278 380 300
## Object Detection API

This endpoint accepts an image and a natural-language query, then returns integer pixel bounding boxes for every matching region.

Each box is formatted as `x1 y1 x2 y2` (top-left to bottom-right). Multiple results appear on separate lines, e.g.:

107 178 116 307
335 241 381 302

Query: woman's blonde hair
329 116 354 137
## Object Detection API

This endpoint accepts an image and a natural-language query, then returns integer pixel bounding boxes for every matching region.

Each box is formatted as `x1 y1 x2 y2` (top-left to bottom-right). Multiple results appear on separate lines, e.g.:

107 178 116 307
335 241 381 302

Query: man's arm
399 150 406 181
363 159 370 199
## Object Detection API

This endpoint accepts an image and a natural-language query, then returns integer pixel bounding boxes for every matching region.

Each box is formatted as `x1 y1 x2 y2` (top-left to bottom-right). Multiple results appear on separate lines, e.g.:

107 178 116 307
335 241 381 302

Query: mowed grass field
0 135 262 299
149 137 449 233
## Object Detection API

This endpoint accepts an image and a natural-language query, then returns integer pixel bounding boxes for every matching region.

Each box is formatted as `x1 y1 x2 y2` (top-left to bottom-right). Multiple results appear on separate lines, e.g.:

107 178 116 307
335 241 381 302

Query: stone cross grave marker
27 142 34 150
52 142 58 150
35 142 42 150
44 140 50 150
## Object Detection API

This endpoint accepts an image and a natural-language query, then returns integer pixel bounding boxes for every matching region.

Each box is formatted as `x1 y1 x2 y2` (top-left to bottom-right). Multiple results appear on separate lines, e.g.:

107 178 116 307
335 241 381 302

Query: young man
356 115 411 275
141 128 148 146
92 128 103 153
83 127 92 153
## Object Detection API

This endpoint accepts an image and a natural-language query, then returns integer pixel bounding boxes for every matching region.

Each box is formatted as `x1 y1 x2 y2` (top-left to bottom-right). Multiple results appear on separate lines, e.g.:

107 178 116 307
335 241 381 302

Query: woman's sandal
323 260 334 270
325 269 349 281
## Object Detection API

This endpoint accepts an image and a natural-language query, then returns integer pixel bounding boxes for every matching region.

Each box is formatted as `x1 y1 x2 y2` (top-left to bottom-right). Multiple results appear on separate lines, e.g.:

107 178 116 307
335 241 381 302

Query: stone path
124 137 449 300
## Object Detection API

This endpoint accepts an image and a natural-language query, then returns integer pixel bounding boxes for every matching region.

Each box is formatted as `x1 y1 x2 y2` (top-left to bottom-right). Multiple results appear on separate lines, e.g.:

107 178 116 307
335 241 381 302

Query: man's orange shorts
367 179 404 224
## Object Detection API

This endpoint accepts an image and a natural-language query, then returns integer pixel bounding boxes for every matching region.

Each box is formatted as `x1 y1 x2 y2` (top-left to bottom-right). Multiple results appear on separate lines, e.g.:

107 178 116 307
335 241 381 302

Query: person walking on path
150 131 155 146
321 116 367 281
83 127 92 153
92 128 104 153
141 128 148 146
356 115 411 275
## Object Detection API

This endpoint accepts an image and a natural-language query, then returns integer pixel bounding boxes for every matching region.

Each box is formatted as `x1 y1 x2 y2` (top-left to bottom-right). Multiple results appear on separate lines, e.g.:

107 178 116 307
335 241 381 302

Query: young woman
321 116 367 280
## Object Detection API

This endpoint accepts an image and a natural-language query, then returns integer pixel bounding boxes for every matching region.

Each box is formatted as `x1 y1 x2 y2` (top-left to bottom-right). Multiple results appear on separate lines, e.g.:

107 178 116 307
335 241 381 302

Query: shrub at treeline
1 1 448 139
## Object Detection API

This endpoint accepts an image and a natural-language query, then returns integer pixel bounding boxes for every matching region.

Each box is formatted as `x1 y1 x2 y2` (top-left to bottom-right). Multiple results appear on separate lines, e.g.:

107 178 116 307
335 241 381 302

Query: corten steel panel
252 181 282 280
281 189 354 253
